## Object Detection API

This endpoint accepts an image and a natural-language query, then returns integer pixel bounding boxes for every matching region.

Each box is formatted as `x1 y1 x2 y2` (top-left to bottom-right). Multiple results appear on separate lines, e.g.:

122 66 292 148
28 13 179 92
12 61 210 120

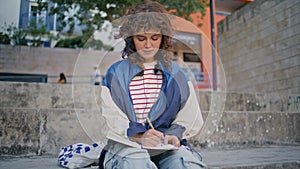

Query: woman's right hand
132 129 164 147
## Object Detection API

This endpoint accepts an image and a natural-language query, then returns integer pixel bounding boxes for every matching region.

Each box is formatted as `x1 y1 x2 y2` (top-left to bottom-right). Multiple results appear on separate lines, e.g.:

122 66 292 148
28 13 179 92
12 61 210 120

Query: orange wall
190 5 226 89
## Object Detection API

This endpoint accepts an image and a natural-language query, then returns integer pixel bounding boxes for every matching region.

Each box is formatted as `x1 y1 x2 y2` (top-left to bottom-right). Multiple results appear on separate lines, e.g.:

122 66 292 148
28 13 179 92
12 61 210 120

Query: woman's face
133 29 162 63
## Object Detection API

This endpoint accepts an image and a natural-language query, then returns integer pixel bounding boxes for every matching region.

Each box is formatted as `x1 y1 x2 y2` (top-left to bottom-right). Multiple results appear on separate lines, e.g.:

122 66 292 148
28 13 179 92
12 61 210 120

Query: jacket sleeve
101 86 141 148
101 86 129 137
168 81 204 139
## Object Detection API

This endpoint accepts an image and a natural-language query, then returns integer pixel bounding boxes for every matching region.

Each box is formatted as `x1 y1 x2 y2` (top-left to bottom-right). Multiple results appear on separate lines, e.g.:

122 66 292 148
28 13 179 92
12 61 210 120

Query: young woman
100 1 205 168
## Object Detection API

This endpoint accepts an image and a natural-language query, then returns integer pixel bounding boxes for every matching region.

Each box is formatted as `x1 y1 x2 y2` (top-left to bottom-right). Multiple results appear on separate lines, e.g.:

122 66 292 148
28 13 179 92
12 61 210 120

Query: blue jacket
102 58 190 140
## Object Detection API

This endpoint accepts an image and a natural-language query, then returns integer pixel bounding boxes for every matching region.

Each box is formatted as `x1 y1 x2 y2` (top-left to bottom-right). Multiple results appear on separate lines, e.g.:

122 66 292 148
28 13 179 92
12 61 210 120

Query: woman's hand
132 129 164 147
164 135 180 147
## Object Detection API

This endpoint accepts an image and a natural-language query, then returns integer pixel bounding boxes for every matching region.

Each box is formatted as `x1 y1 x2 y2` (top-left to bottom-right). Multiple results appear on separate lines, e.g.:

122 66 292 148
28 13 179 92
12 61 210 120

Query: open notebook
142 144 178 150
107 132 179 150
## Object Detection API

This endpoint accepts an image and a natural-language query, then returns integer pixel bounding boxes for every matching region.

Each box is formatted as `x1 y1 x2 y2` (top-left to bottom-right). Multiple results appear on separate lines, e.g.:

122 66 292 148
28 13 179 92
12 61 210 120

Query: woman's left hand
164 135 180 147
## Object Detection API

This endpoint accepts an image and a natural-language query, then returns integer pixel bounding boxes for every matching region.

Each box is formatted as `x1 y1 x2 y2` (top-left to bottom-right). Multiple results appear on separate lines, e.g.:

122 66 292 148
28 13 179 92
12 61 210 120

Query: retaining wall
0 82 299 155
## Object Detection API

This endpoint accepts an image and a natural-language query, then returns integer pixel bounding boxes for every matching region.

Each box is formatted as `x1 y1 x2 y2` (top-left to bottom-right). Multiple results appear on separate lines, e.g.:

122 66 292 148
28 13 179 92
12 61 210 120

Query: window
183 53 201 62
30 6 38 24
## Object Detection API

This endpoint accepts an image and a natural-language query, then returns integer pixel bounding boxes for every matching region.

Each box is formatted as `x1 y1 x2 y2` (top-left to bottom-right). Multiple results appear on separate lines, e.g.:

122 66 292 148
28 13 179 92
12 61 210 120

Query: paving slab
0 146 299 169
201 145 300 168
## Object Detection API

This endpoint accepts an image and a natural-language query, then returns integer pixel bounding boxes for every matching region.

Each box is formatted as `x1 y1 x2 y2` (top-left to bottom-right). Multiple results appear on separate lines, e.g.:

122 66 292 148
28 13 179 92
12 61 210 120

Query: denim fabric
103 143 157 169
151 146 206 169
103 143 206 169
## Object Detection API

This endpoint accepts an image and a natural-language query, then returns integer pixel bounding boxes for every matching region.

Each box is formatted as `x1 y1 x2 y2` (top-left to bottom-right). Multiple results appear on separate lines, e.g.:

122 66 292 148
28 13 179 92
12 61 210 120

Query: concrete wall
0 82 106 155
218 0 300 94
0 45 121 83
0 82 299 155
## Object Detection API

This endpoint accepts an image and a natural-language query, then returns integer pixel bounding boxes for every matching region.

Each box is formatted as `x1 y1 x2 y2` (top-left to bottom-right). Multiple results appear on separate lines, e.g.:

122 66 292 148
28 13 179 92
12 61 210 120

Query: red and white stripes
129 68 162 123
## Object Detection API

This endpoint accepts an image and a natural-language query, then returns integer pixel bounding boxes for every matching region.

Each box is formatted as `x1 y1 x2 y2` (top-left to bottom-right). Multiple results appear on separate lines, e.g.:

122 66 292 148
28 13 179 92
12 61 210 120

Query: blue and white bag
58 143 103 169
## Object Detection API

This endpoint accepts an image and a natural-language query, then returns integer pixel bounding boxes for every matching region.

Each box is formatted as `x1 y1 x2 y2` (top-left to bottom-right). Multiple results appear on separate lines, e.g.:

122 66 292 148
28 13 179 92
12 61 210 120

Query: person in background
57 73 67 84
99 1 205 168
92 65 102 85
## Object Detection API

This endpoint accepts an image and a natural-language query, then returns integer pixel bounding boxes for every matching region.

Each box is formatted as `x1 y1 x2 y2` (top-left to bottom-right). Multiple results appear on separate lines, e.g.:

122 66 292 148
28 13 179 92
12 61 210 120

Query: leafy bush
0 32 10 44
55 36 84 48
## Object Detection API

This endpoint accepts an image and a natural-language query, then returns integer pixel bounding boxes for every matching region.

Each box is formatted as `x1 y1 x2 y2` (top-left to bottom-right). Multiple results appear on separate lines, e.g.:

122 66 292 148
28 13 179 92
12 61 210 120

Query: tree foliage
55 36 83 48
2 23 27 46
1 21 56 47
0 32 10 44
55 35 114 50
26 19 53 47
37 0 209 40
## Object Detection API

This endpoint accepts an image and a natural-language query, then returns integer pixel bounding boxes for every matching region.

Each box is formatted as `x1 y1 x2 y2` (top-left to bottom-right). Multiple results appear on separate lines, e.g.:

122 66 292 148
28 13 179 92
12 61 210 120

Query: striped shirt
129 64 163 123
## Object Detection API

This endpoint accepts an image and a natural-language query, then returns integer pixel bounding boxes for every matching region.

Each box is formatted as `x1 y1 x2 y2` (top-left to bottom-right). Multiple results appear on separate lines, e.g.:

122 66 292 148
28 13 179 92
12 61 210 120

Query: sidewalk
202 145 300 168
0 145 299 169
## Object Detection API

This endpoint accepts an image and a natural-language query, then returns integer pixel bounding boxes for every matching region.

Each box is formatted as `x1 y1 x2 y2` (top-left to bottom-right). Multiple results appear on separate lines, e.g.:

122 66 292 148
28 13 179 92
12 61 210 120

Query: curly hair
114 1 174 69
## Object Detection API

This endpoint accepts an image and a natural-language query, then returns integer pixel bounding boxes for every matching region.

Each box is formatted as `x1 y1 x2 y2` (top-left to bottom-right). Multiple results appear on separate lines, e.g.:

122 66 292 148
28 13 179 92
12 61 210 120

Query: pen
146 117 164 146
146 117 155 130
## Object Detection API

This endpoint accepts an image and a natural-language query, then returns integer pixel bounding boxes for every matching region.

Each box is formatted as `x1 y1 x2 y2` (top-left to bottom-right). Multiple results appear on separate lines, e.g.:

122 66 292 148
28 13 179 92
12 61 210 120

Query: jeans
102 142 206 169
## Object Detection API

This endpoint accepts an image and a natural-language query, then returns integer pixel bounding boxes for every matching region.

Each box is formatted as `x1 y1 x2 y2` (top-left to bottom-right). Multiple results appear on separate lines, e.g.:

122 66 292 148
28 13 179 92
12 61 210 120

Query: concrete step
201 145 300 168
0 146 299 169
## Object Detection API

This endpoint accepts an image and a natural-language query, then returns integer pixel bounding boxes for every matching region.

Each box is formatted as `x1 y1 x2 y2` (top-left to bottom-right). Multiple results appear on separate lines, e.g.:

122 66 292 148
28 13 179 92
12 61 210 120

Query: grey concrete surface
1 82 299 155
1 146 299 169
